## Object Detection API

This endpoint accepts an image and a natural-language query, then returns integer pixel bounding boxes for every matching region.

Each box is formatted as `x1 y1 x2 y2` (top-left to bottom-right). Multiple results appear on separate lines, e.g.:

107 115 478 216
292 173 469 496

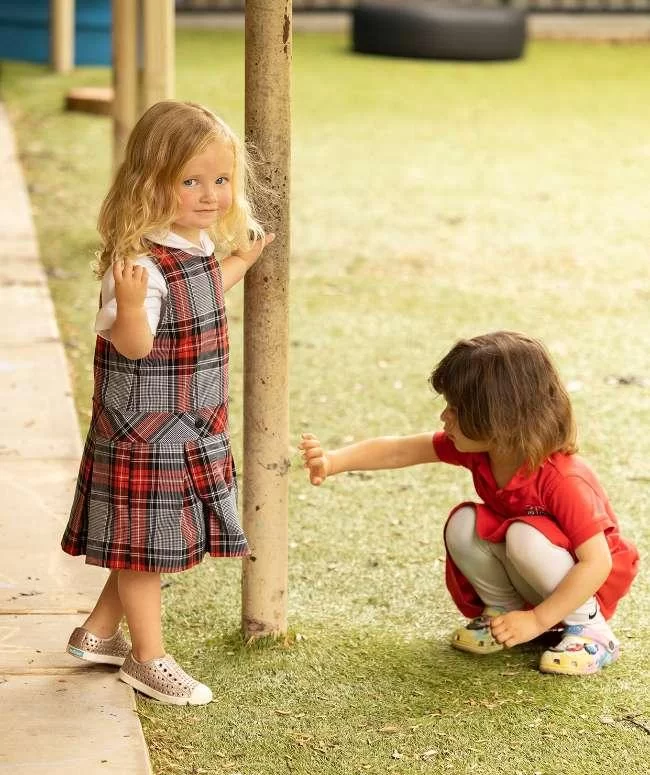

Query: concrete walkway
0 104 151 774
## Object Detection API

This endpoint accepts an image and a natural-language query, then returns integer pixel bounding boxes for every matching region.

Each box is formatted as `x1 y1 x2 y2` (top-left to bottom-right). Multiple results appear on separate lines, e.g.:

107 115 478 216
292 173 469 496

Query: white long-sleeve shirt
95 230 216 340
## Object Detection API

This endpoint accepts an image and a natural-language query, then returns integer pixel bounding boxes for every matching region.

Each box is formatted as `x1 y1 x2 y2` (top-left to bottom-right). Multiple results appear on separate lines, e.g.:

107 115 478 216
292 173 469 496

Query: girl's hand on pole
235 232 276 271
221 233 276 291
299 432 331 486
490 609 545 648
113 260 149 311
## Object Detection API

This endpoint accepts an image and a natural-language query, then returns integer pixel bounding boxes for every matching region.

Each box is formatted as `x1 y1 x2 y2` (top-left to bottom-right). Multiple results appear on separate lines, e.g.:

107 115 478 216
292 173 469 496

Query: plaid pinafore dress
61 240 249 572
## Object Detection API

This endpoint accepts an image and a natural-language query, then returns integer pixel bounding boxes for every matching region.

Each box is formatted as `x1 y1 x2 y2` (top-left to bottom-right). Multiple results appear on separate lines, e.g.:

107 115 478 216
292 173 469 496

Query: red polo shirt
433 431 639 620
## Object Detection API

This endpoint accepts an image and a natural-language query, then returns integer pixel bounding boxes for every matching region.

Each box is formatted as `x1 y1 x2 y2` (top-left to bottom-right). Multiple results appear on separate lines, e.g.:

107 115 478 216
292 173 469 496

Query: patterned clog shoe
451 607 505 655
67 626 131 666
539 624 620 675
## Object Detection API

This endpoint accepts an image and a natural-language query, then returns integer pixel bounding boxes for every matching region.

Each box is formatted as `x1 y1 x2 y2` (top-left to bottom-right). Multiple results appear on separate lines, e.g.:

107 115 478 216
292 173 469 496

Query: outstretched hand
298 433 331 486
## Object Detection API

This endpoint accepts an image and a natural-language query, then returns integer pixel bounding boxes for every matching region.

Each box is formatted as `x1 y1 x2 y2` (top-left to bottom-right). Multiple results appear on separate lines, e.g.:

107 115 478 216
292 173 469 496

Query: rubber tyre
352 3 527 62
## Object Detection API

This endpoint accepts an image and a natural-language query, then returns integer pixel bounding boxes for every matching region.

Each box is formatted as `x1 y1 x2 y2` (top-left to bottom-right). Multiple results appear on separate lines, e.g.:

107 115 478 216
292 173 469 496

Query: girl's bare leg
118 570 164 662
82 570 124 638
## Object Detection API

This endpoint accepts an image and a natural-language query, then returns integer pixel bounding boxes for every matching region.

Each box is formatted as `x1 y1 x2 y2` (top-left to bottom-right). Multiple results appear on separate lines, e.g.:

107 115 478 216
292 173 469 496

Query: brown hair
95 100 266 276
430 331 577 470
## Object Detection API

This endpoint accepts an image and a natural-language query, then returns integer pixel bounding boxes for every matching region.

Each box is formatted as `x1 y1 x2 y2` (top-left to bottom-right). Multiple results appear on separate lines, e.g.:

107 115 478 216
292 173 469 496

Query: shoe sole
539 664 599 675
451 640 504 655
118 669 212 706
67 644 126 666
539 647 620 676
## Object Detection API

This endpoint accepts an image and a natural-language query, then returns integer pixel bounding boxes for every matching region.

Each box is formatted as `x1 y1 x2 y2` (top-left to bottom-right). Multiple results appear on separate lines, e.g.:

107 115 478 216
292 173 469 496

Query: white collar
145 229 215 257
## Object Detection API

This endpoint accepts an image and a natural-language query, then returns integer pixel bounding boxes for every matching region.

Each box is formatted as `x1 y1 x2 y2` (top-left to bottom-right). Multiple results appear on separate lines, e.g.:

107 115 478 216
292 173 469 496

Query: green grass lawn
3 30 650 775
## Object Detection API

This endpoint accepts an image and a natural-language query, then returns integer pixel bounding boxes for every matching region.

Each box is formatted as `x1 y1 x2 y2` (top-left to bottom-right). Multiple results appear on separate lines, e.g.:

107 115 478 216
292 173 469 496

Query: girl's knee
504 521 535 564
445 505 477 555
505 521 573 574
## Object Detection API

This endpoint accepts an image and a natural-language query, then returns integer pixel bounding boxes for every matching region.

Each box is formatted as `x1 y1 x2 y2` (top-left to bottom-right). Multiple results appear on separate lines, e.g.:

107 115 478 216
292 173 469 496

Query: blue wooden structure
0 0 111 66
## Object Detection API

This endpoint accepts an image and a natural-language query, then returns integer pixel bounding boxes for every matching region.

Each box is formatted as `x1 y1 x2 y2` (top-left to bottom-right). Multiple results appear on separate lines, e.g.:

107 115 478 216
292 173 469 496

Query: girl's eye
215 177 228 185
182 178 198 187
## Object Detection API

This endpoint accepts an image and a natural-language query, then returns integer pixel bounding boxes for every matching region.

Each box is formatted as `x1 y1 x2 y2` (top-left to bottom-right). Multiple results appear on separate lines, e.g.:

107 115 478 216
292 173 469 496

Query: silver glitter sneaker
119 653 213 705
67 626 131 666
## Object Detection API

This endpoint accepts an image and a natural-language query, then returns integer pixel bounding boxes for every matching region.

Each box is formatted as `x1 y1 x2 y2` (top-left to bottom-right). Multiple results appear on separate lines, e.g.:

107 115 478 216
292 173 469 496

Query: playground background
2 26 649 775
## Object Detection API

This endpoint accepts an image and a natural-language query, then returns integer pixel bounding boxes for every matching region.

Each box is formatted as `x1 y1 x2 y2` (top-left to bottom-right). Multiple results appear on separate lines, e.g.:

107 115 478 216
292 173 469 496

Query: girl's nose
201 184 218 202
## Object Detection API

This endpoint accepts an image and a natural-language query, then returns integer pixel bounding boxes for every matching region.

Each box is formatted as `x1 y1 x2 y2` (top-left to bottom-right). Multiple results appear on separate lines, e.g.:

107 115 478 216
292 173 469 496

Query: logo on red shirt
524 505 553 517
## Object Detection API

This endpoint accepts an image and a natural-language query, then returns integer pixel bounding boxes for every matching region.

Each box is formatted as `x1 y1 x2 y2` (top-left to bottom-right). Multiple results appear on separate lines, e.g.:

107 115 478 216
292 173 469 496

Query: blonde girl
62 100 274 704
300 331 639 675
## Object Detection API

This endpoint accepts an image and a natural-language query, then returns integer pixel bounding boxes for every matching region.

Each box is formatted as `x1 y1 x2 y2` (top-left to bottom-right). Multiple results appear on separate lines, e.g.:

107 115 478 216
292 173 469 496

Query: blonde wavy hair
430 331 578 471
95 100 266 277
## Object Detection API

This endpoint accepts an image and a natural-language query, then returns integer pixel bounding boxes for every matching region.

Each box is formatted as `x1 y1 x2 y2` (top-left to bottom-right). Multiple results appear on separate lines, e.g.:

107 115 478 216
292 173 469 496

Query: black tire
352 3 527 62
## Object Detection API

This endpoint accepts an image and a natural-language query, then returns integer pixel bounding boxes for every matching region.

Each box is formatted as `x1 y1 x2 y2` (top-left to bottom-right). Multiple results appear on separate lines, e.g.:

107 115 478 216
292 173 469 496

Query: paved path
529 12 650 40
177 10 650 40
0 104 151 775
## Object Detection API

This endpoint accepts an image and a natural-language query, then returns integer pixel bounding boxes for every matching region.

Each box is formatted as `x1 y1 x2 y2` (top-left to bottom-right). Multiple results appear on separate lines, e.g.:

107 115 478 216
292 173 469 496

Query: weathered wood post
242 1 292 639
51 0 75 74
111 0 138 169
140 0 175 111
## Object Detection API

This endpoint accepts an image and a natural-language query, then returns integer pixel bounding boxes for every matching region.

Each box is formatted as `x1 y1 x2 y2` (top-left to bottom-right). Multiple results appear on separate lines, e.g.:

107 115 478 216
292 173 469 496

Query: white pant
445 505 605 627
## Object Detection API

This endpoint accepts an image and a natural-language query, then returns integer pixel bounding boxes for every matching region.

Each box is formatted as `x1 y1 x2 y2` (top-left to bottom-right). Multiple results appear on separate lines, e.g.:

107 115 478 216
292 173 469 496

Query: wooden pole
112 0 138 170
242 1 292 640
50 0 75 74
141 0 175 111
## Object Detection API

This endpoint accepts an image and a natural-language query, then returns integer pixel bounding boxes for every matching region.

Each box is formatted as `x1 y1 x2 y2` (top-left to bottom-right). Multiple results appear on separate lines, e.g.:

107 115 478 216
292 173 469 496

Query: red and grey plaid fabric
62 242 249 572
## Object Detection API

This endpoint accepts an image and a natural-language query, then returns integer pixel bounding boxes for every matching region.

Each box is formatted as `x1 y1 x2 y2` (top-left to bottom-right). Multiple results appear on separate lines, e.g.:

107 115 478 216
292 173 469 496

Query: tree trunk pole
112 0 138 170
242 1 292 640
140 0 175 111
50 0 75 74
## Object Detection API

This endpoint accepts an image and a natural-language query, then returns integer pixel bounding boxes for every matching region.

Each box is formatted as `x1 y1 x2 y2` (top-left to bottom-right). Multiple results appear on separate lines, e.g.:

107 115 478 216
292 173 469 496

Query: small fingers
490 622 519 648
300 439 322 453
299 434 322 452
113 261 148 281
114 260 137 282
133 265 149 285
302 451 325 471
302 453 326 480
308 465 326 486
303 452 325 468
490 622 507 642
112 259 124 281
298 433 328 485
